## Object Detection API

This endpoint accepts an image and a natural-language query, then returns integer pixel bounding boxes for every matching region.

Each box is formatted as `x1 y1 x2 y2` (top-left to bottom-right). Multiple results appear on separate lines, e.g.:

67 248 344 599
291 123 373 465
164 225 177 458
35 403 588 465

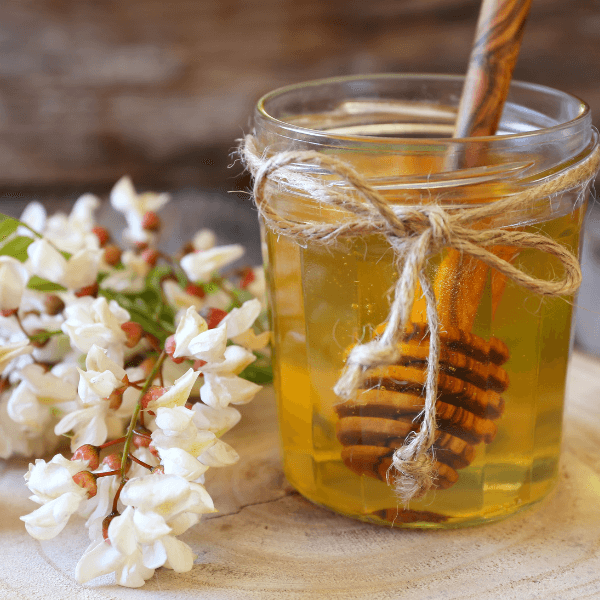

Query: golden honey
265 206 583 527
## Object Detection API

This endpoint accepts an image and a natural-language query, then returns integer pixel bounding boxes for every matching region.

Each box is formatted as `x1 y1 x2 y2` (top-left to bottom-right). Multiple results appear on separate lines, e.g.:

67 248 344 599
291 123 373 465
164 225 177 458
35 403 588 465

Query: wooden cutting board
1 351 600 599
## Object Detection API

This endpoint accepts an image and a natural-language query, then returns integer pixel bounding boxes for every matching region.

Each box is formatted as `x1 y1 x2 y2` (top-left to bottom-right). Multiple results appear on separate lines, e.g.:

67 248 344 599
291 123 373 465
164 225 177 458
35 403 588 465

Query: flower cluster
0 177 270 587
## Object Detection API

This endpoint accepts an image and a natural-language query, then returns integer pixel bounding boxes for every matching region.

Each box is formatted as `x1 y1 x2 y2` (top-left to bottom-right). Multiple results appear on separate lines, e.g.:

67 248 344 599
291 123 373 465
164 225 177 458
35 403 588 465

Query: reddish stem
112 480 126 513
96 469 121 478
129 454 154 470
99 437 126 450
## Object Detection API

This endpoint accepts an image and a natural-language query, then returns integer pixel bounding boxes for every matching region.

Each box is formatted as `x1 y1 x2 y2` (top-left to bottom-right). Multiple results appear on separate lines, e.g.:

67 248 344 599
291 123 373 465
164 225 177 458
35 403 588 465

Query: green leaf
0 235 33 261
27 276 66 292
0 216 19 241
239 362 273 385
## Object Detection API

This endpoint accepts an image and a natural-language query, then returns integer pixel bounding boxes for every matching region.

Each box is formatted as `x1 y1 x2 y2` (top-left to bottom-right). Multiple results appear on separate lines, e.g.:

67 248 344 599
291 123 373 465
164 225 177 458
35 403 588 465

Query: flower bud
92 227 110 247
44 294 65 316
29 329 50 348
102 511 119 542
107 387 125 410
240 267 255 289
103 244 122 267
132 426 152 449
139 356 157 377
193 359 207 371
141 211 161 231
145 333 161 352
202 307 228 329
102 452 131 473
165 335 185 364
134 241 149 252
140 386 168 415
72 444 101 470
121 321 143 348
185 283 205 299
72 471 98 498
75 282 99 298
141 248 159 267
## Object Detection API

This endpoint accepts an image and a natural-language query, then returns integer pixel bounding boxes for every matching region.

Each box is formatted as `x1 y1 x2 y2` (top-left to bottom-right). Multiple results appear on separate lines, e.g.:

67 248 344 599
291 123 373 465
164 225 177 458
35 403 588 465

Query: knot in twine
241 134 600 503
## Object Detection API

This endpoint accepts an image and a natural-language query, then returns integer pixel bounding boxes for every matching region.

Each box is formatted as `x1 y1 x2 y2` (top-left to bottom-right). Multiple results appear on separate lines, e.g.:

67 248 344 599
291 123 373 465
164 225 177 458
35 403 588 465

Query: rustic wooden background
0 0 598 195
2 0 600 352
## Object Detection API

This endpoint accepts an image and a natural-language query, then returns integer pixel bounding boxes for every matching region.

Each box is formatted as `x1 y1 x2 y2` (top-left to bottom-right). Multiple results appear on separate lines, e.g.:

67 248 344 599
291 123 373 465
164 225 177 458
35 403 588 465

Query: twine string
242 134 600 502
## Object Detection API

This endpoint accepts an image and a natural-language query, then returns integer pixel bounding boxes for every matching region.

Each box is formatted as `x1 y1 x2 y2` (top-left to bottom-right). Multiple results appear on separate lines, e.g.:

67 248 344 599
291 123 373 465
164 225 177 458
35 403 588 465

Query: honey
264 203 583 527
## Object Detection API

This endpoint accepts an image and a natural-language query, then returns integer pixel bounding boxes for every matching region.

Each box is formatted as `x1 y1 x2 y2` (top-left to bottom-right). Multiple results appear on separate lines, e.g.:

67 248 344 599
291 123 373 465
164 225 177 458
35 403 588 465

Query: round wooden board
1 351 600 599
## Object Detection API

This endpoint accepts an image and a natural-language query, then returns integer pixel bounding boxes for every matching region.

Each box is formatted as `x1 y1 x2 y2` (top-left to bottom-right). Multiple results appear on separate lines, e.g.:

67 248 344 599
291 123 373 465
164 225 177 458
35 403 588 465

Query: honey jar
248 74 597 527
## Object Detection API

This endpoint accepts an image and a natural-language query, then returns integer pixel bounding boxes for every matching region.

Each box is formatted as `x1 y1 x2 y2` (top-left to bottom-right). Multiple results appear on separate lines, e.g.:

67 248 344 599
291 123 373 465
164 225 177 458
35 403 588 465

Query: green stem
120 350 167 481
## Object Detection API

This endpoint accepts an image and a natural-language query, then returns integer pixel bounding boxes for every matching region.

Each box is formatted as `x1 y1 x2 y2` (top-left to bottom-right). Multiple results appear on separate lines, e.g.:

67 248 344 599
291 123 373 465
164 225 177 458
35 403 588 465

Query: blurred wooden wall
1 0 598 195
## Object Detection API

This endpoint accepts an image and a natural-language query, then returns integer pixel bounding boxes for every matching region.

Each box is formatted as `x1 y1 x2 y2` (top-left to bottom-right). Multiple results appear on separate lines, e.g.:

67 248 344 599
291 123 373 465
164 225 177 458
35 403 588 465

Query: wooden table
1 351 600 599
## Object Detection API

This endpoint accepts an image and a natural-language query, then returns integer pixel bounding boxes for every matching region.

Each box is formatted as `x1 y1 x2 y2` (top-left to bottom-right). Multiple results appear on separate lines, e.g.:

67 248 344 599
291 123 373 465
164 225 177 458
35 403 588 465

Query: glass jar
252 74 596 528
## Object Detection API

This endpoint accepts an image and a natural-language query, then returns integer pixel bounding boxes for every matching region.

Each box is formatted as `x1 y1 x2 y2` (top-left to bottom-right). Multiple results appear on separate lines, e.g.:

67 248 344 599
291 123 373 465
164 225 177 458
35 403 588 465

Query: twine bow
241 134 600 503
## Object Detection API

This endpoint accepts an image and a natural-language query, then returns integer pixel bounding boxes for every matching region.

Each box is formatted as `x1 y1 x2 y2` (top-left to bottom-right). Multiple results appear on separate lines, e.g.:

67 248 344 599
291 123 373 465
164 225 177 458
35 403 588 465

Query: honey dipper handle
455 0 532 138
431 0 532 331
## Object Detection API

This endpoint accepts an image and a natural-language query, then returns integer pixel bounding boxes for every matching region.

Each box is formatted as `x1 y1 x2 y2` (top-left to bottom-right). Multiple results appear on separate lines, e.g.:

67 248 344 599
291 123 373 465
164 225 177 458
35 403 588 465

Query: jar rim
255 73 590 145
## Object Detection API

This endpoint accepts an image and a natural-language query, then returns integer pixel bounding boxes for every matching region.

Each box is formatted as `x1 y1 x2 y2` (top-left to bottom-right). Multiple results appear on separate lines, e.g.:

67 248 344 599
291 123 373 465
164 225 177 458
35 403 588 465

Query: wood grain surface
454 0 532 138
1 350 600 599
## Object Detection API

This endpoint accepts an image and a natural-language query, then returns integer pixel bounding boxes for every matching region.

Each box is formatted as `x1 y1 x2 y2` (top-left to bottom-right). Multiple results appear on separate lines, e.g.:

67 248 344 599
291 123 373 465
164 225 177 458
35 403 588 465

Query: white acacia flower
0 256 29 311
220 299 270 350
191 403 241 436
199 345 255 375
180 244 244 282
27 239 101 291
191 228 216 251
19 201 46 234
44 195 101 253
77 345 127 405
145 368 200 412
55 402 126 452
46 347 129 451
110 176 170 245
61 296 130 362
77 475 213 587
20 454 89 540
7 363 78 433
171 306 227 362
152 406 216 458
198 439 239 467
0 390 58 460
121 473 215 519
162 280 204 311
55 349 134 451
0 339 33 374
200 372 262 409
76 508 156 588
19 195 101 253
158 447 209 481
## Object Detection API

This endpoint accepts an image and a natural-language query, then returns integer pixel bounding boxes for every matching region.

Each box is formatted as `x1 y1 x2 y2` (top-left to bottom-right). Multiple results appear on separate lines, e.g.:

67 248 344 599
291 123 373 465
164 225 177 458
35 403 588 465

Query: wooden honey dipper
334 0 533 512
